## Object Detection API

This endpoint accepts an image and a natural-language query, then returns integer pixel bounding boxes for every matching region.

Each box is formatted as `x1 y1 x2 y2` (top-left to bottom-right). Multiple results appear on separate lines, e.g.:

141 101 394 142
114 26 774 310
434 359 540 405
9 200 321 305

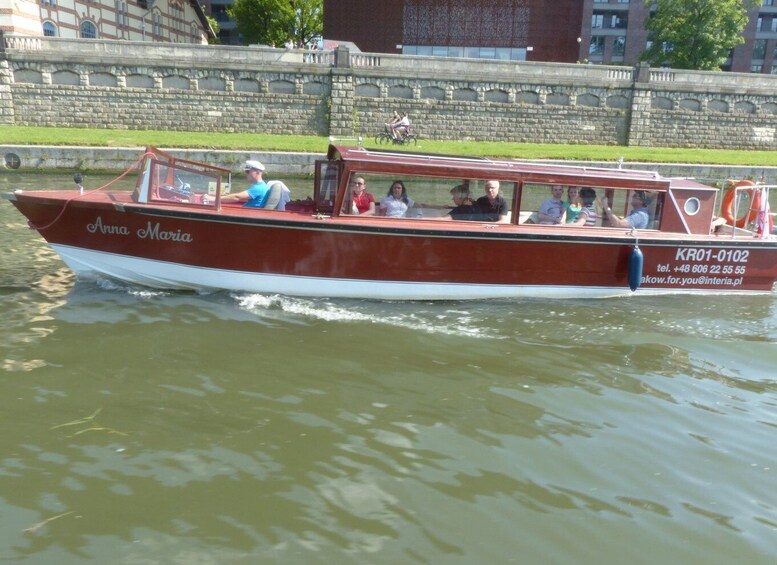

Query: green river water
1 172 776 564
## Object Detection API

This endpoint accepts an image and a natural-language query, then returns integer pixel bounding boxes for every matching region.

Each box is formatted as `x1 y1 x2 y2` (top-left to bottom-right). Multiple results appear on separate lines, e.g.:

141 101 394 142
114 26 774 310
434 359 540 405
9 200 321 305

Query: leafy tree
228 0 322 48
642 0 757 70
206 16 220 44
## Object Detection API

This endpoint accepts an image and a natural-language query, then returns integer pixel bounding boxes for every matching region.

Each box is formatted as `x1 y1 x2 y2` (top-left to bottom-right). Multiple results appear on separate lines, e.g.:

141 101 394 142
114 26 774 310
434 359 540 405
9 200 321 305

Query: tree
228 0 322 48
642 0 757 70
206 16 220 45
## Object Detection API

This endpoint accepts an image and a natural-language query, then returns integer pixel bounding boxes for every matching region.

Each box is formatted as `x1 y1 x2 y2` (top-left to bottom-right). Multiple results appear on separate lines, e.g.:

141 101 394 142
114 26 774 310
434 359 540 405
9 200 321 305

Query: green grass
2 125 776 166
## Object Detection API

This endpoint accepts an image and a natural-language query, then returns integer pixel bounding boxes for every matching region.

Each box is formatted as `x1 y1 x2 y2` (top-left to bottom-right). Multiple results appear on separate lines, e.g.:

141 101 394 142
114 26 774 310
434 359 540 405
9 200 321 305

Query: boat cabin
131 144 752 237
313 145 720 235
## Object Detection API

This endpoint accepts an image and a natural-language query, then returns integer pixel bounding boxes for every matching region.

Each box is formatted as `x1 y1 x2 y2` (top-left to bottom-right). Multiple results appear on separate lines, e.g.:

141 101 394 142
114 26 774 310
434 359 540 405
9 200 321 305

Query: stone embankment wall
3 34 777 151
4 144 777 184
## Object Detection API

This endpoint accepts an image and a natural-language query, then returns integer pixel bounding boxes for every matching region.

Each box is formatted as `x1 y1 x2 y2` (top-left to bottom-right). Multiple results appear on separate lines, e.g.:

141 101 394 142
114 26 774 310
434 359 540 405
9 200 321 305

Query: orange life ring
721 180 761 228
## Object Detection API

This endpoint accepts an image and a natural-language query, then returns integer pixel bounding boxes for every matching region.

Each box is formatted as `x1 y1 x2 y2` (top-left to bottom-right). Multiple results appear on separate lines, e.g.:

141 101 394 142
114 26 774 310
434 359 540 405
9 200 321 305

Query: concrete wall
5 144 777 185
3 35 777 150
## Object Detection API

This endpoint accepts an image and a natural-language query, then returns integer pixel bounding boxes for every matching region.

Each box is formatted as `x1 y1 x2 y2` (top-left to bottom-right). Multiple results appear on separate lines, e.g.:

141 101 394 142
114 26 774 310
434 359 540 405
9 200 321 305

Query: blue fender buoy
628 245 643 291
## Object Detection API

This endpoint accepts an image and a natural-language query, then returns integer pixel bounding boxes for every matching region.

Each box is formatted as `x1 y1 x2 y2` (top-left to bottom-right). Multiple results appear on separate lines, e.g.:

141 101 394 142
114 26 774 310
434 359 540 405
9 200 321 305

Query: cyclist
392 112 410 141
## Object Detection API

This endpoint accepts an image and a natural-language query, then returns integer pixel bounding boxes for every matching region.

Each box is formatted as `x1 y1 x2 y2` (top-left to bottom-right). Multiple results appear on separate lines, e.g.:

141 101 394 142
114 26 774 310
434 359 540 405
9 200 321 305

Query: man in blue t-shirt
220 160 270 208
602 190 651 229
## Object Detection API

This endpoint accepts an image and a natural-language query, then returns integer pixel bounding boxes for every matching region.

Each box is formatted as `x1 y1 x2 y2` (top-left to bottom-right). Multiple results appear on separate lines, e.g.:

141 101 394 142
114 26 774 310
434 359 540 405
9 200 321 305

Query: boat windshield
134 148 231 208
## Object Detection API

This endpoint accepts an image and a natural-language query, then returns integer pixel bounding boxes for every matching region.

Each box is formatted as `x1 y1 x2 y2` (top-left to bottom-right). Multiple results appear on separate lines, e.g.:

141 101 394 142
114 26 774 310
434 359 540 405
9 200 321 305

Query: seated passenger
350 176 375 215
220 160 270 208
444 184 480 220
379 180 415 217
602 190 650 229
567 187 598 226
475 180 510 223
264 180 292 210
564 186 583 224
537 184 566 224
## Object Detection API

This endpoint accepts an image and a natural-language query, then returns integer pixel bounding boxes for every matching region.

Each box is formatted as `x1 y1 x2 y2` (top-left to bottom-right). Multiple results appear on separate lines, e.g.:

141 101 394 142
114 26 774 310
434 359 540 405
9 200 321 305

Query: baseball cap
244 160 265 172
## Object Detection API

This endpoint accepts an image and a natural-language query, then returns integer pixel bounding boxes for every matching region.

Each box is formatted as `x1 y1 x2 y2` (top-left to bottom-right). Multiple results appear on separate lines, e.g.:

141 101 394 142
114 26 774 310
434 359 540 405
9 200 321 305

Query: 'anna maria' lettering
87 216 130 235
137 221 193 243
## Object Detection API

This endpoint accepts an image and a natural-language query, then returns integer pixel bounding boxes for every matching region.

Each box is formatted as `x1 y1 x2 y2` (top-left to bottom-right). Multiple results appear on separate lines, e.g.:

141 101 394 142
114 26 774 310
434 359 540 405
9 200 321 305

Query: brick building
0 0 214 43
324 0 777 74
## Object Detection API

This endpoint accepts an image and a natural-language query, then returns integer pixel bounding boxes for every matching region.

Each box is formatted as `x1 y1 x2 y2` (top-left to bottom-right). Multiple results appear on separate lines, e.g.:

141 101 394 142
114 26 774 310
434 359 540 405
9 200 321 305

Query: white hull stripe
51 245 763 299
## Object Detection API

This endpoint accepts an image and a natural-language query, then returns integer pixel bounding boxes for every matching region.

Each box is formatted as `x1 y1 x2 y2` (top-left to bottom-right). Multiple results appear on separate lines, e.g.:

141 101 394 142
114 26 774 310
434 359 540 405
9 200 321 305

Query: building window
617 0 630 3
80 21 97 39
594 0 608 3
613 36 626 56
42 21 57 36
751 64 763 73
771 18 777 33
611 14 628 29
402 45 526 61
115 2 129 28
589 36 605 56
754 39 767 60
764 0 775 7
592 14 604 29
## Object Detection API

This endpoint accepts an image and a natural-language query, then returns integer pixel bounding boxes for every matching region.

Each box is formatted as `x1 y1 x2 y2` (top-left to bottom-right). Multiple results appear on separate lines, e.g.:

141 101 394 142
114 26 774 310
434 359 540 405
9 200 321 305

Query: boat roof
327 145 714 193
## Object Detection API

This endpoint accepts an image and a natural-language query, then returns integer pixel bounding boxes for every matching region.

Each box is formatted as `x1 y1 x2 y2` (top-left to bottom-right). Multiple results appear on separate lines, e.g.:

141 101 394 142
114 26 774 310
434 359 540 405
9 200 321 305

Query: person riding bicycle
385 111 400 133
392 112 410 141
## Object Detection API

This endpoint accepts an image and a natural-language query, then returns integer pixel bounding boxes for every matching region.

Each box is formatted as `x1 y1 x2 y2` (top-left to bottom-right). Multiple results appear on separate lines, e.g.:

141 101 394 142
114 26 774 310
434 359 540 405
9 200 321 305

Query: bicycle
375 125 418 146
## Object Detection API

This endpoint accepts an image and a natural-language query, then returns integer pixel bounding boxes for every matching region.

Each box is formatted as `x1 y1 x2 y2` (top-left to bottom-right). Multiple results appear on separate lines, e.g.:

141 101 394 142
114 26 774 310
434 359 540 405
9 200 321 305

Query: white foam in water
94 277 170 298
235 293 499 338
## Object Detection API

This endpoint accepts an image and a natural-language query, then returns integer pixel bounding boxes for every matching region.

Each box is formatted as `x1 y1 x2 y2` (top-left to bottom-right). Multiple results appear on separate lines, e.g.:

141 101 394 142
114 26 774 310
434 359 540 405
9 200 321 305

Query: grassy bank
2 126 776 166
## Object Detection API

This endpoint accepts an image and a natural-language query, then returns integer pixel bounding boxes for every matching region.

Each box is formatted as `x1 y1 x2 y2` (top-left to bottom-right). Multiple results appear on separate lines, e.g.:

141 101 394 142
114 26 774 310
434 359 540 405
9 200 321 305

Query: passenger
537 184 566 224
220 160 270 208
567 187 598 226
379 180 415 217
602 190 650 229
350 176 375 215
563 186 583 224
475 180 510 223
444 184 480 220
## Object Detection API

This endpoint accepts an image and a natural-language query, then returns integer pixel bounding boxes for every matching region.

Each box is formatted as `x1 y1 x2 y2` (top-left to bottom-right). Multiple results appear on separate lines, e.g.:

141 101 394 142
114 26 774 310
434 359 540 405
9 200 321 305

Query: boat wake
235 293 502 339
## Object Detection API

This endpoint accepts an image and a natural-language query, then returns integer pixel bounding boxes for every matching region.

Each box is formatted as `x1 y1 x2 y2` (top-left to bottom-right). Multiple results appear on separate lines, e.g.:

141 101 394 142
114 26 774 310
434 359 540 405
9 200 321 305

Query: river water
1 173 776 564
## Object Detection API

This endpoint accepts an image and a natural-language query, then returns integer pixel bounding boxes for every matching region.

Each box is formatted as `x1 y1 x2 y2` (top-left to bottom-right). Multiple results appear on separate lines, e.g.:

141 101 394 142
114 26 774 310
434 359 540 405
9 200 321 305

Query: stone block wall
3 36 777 150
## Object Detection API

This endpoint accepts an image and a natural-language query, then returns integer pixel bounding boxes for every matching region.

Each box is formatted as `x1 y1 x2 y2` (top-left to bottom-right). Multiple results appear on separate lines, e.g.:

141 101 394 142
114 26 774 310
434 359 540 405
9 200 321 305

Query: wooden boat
3 144 777 299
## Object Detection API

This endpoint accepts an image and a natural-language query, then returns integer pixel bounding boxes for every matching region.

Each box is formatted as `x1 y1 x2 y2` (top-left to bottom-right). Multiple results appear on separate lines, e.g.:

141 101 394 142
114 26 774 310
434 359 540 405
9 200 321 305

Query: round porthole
4 153 21 169
684 197 700 216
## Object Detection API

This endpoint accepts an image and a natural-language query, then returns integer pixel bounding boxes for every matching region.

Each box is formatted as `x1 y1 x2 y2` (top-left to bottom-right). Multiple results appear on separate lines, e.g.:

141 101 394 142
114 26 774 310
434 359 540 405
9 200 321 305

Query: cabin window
605 189 662 229
340 173 516 221
684 197 701 216
516 184 662 229
314 160 339 213
519 183 604 226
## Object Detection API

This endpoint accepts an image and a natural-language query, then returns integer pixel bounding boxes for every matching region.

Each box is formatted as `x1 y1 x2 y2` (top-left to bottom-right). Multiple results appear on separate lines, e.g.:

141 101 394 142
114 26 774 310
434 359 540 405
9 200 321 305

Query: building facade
0 0 213 43
324 0 777 74
324 0 583 63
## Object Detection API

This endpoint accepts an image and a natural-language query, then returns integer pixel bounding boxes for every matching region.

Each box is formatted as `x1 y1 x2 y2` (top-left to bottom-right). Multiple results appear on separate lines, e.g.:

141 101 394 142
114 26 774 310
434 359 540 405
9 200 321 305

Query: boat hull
9 192 777 299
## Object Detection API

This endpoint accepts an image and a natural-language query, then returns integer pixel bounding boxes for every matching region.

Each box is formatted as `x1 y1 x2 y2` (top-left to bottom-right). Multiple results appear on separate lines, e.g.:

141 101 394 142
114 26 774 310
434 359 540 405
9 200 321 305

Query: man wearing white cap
221 160 270 208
